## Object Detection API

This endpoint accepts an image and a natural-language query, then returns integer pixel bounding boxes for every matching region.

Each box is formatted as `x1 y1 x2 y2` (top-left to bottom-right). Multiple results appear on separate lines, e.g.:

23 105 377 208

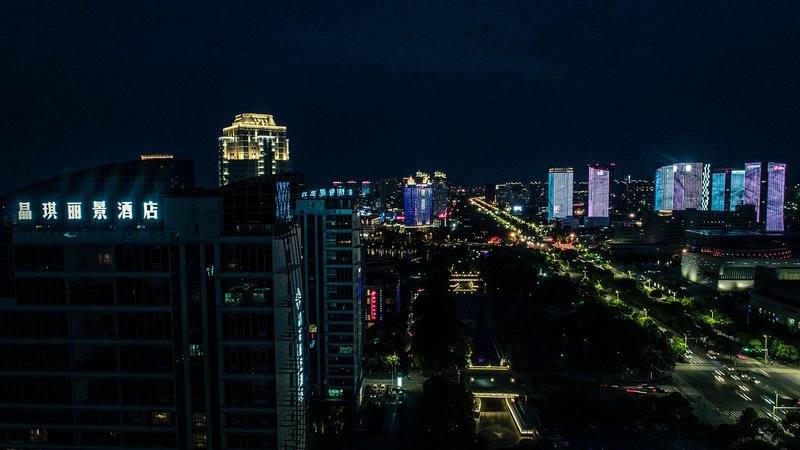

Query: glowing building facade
219 113 291 186
711 168 746 212
547 167 573 221
432 171 449 218
745 162 787 232
654 162 708 211
296 189 363 404
587 164 613 227
403 178 433 227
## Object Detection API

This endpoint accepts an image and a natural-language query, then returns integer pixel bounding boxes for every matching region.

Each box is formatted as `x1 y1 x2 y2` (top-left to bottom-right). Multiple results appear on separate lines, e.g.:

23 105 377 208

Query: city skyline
4 3 800 450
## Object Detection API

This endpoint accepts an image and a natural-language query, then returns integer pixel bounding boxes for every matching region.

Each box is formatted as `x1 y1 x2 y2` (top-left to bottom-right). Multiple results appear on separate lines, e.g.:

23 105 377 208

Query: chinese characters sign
17 200 160 222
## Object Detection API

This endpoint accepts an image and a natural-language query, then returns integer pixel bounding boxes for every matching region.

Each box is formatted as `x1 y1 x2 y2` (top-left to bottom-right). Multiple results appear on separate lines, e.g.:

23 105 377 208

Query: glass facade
744 162 762 219
547 167 573 220
767 162 786 232
588 165 611 220
654 168 663 211
730 170 745 210
744 162 786 232
654 163 705 211
296 193 363 403
403 182 433 226
711 171 727 211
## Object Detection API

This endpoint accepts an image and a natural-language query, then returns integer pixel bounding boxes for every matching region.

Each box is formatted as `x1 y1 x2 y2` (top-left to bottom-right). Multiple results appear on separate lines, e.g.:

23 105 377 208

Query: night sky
1 1 799 190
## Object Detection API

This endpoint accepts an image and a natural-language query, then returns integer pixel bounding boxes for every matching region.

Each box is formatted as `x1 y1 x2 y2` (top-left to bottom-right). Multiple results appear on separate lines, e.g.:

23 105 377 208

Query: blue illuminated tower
711 168 746 211
403 177 433 227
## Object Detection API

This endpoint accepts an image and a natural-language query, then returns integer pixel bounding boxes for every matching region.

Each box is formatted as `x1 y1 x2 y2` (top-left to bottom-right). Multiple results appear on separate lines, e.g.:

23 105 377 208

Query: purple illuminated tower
744 162 786 232
587 163 613 227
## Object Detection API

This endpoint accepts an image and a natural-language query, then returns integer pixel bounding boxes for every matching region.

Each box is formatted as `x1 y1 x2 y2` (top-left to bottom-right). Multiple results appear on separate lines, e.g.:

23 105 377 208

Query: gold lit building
218 113 291 185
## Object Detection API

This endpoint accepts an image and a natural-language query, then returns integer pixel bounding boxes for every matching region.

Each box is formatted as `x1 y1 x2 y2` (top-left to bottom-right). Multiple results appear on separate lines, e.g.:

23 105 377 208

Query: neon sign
368 289 377 321
16 200 160 223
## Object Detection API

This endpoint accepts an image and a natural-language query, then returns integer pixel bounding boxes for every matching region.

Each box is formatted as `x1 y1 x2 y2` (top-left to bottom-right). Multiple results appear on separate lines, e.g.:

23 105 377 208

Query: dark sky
1 1 799 190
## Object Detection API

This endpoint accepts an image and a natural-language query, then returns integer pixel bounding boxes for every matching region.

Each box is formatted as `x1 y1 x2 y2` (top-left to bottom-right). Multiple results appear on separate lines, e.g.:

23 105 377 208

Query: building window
98 252 112 265
152 411 171 425
30 428 48 443
190 344 204 357
192 412 207 429
193 433 207 449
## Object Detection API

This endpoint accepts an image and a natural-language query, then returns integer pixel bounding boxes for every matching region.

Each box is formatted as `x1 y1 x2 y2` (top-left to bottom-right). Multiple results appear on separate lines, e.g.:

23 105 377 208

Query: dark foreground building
0 158 307 449
296 188 363 404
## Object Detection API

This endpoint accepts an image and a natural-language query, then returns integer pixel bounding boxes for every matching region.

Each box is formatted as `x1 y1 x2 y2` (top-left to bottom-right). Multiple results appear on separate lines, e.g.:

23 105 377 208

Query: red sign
368 289 377 321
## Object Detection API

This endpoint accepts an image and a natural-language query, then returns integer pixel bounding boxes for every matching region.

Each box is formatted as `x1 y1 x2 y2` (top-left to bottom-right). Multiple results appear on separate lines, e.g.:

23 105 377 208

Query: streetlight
764 335 769 364
644 308 648 319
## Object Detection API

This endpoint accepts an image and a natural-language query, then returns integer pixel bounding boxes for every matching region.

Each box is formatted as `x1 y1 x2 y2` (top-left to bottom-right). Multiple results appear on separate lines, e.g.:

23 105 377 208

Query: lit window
30 428 48 443
192 412 207 428
152 412 171 425
190 344 204 357
98 252 112 265
224 292 242 305
193 433 207 449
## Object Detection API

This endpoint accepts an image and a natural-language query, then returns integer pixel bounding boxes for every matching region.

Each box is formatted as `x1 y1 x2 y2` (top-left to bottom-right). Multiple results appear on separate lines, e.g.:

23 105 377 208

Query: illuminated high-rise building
587 163 613 227
711 168 746 211
654 162 709 211
296 188 363 403
432 171 449 218
547 167 573 220
218 113 291 186
403 177 433 227
744 162 786 232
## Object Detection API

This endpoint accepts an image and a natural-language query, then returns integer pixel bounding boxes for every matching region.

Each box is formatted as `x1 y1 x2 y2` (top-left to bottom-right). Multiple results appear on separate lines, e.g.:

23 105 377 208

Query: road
469 198 800 427
673 350 800 424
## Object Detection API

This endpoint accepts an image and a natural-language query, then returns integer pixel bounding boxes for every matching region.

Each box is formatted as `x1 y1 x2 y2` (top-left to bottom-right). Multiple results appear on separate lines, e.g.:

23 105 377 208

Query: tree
748 339 764 352
783 410 800 436
417 375 479 450
655 393 695 425
771 340 800 362
670 339 688 356
384 353 400 378
732 407 781 444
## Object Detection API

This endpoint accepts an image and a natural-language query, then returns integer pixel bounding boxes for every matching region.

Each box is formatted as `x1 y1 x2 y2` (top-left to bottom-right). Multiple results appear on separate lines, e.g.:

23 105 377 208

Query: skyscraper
296 188 364 403
0 159 308 449
654 163 708 211
744 162 787 232
432 171 449 218
218 113 291 186
711 168 746 211
547 167 573 220
587 163 613 227
403 177 433 227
